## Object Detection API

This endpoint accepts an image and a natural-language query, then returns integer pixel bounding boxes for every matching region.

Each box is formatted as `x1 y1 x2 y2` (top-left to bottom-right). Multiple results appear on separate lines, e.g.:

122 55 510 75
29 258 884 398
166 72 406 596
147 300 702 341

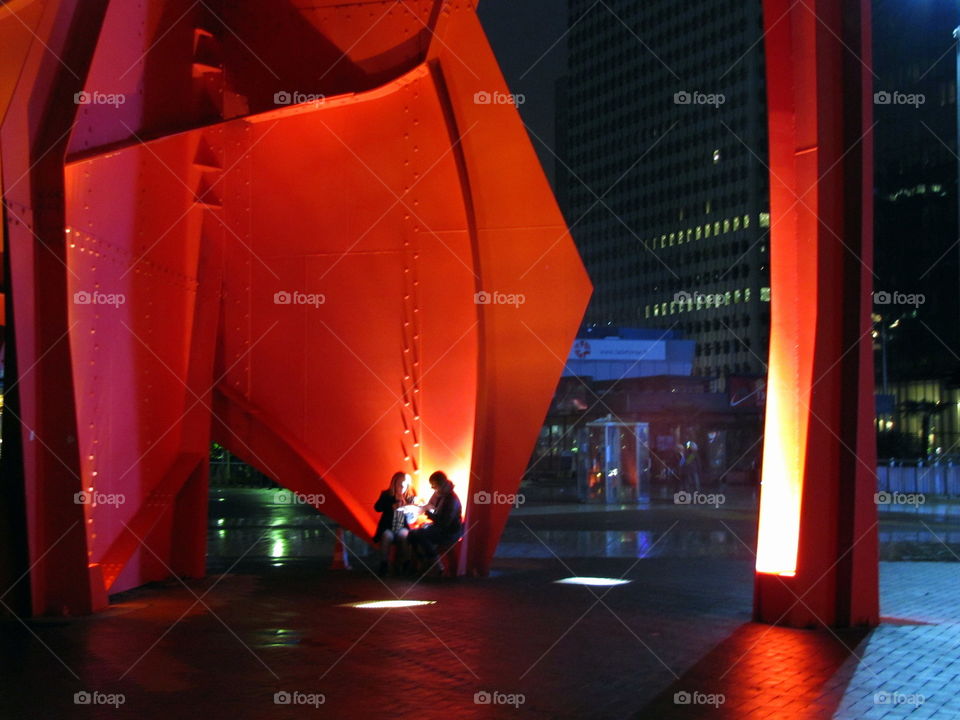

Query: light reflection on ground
206 487 960 564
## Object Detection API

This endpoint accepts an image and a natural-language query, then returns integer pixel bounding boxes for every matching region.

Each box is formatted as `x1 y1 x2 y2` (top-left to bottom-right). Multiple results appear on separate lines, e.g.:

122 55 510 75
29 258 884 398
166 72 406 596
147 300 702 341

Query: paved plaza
1 488 958 719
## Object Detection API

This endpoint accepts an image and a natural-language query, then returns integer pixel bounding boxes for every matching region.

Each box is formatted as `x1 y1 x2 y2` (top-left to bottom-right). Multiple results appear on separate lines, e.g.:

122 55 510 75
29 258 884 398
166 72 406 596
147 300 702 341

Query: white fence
876 464 960 497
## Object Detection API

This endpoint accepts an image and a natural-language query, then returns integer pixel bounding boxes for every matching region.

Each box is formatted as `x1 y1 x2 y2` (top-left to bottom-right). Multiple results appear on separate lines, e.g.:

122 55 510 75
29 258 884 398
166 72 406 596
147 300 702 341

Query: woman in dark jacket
409 471 463 572
374 472 414 575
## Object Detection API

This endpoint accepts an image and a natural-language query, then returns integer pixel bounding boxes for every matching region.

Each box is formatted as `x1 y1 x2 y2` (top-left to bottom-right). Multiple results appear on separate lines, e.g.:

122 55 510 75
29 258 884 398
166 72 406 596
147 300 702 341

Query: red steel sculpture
1 0 879 628
0 0 592 615
754 0 879 627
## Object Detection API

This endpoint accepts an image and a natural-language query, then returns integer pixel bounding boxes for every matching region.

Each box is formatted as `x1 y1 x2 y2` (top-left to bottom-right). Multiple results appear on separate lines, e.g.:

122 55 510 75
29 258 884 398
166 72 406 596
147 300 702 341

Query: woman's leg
379 529 395 573
408 528 427 572
380 529 396 559
418 526 440 563
395 528 410 565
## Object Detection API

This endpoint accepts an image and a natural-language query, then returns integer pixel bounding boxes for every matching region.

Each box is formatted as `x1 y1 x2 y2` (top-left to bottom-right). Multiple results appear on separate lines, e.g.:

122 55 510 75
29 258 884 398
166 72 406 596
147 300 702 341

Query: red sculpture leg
1 0 111 616
2 0 592 611
755 0 879 627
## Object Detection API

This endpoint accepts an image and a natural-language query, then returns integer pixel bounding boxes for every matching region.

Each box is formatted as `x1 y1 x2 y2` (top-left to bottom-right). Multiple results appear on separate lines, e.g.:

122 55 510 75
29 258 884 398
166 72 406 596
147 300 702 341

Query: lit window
734 289 741 303
760 287 771 302
745 288 751 301
759 212 770 228
645 305 650 319
733 217 741 231
725 291 732 305
723 219 730 233
743 214 751 228
713 149 721 164
696 226 702 240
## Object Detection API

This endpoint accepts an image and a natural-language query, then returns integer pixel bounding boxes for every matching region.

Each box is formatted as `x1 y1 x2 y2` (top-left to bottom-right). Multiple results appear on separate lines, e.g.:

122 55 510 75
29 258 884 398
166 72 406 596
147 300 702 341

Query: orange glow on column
446 467 471 520
755 345 804 576
753 0 820 578
754 150 817 577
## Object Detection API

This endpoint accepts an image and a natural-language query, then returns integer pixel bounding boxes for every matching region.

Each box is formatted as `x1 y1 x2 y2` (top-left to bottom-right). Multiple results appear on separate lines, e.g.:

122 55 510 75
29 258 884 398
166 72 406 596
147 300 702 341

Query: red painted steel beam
1 0 111 615
2 0 591 612
755 0 879 627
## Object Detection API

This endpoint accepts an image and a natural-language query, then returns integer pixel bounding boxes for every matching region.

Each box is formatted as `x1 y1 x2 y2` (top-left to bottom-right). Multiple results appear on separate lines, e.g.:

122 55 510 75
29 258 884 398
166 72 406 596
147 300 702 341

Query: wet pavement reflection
207 487 960 564
0 487 956 719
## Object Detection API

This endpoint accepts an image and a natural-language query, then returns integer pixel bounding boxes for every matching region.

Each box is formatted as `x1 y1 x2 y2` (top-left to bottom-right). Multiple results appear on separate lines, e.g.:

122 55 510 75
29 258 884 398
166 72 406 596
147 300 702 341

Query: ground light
554 577 632 587
341 600 437 609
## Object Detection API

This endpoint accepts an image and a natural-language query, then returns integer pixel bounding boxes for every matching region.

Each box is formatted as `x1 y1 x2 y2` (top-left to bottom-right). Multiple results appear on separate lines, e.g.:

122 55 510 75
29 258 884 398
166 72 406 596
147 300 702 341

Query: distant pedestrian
373 472 415 576
409 471 463 574
679 440 701 492
664 443 682 492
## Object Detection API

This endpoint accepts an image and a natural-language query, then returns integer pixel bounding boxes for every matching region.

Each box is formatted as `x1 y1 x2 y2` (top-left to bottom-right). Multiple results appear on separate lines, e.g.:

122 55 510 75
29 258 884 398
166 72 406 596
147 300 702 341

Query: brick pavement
1 492 958 719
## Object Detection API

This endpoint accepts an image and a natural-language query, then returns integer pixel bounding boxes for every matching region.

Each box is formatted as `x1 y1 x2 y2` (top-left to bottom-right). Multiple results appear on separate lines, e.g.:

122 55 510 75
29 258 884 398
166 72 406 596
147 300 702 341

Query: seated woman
409 471 463 573
373 472 415 576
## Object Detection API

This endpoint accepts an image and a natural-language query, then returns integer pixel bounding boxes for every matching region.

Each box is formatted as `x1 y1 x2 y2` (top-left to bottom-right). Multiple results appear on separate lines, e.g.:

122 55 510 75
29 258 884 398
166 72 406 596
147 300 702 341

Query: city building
526 328 764 502
556 0 771 378
872 0 960 381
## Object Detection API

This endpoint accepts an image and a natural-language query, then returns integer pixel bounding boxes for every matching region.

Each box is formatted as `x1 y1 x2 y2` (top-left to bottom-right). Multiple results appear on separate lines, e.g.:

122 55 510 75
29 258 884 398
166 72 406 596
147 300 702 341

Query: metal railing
876 462 960 497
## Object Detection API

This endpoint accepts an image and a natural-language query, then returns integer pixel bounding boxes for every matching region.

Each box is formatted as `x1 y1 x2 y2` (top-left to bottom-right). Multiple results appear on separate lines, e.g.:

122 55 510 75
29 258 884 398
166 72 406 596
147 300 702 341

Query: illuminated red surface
755 0 878 626
1 0 590 613
1 0 879 625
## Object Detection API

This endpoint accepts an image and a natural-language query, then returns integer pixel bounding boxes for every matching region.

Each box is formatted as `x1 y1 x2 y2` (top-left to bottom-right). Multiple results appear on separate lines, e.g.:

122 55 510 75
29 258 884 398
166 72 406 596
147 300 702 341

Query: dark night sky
478 1 568 188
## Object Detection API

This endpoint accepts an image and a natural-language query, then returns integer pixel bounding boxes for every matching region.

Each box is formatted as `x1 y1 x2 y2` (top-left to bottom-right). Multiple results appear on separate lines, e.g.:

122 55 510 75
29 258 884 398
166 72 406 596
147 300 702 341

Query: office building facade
557 0 770 377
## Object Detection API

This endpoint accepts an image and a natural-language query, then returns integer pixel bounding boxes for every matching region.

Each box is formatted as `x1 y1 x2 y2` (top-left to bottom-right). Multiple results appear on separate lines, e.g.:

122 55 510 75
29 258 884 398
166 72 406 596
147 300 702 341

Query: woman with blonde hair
373 471 415 575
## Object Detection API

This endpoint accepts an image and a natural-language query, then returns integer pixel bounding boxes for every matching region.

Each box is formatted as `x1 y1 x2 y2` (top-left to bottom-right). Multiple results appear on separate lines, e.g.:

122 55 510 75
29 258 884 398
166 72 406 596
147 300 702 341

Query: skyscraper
557 0 770 378
872 0 959 380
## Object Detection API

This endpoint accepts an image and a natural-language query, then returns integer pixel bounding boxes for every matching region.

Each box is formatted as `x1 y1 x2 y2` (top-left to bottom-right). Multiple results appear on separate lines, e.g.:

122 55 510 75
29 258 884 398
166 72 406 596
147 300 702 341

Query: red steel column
755 0 879 627
0 0 111 615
